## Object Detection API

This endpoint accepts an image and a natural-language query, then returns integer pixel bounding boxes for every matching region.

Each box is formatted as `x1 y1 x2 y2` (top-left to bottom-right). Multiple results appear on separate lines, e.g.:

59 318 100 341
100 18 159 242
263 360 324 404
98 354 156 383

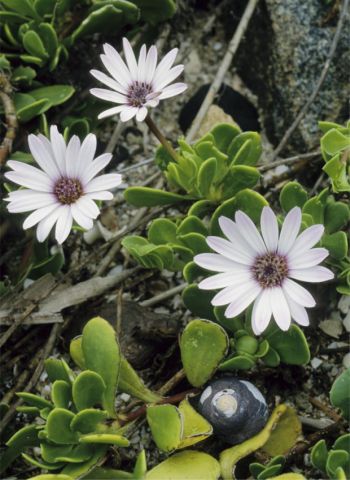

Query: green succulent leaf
45 358 73 384
322 231 348 260
22 30 49 59
82 317 121 418
0 425 39 474
51 380 72 409
118 356 162 403
70 409 109 434
131 0 176 24
311 439 328 473
182 284 216 320
125 186 188 207
1 0 40 19
330 369 350 420
280 182 308 212
79 433 129 446
46 408 78 444
147 404 182 452
16 392 53 410
324 201 350 234
180 319 229 387
265 325 310 365
72 370 106 411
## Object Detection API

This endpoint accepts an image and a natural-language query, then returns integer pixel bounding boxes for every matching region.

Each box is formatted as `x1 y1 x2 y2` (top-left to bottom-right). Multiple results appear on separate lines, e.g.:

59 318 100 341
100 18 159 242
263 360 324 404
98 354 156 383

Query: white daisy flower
90 37 187 122
194 207 334 335
5 126 122 245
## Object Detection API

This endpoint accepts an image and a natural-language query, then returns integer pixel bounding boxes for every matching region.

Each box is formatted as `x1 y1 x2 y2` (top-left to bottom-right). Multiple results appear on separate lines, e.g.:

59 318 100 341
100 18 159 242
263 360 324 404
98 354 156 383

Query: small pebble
311 357 323 369
319 319 343 338
342 353 350 369
343 311 350 333
120 393 131 402
338 295 350 315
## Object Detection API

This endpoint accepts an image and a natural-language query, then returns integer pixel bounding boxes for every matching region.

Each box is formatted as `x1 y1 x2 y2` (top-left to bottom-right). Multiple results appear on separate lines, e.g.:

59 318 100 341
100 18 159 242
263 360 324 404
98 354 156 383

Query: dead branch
0 73 17 166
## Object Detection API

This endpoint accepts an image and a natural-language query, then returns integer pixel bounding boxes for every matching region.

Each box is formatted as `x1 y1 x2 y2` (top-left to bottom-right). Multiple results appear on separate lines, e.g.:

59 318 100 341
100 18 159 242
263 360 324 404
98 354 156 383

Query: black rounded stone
197 377 268 445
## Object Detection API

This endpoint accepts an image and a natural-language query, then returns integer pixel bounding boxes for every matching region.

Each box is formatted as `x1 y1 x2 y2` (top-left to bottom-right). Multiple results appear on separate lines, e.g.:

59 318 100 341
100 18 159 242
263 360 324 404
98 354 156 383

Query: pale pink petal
76 196 100 219
145 98 160 108
235 210 267 255
36 134 63 177
75 134 97 178
28 134 60 180
123 37 139 81
212 280 256 307
85 174 122 192
261 206 279 252
136 107 148 122
285 296 310 326
90 88 128 104
90 69 127 95
198 270 251 290
278 207 302 254
85 191 113 201
71 204 94 231
65 135 81 178
81 153 112 185
50 126 66 175
120 106 138 122
158 82 187 100
102 44 131 87
23 203 59 229
289 224 325 256
251 289 272 335
144 45 158 84
194 253 244 272
154 64 184 90
36 205 65 242
153 48 179 85
206 236 253 265
137 44 147 83
55 205 73 244
218 216 256 257
282 278 315 307
224 283 261 318
97 105 127 120
269 287 291 331
289 266 334 283
6 191 56 213
5 168 52 192
288 248 329 269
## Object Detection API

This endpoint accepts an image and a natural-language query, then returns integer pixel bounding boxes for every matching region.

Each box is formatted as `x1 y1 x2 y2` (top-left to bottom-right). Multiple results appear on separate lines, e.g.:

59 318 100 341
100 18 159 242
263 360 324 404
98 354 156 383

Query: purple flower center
252 253 289 288
54 177 82 205
128 81 152 107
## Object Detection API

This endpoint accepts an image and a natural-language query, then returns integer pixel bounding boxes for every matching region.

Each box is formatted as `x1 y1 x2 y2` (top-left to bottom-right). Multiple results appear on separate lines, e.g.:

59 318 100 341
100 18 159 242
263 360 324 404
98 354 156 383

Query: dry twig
0 73 17 165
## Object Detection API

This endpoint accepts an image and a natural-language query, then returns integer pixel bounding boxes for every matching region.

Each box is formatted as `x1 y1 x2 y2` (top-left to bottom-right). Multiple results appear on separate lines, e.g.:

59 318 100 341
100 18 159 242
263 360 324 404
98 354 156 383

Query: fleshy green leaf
46 408 78 444
72 370 106 411
330 369 350 420
125 187 187 207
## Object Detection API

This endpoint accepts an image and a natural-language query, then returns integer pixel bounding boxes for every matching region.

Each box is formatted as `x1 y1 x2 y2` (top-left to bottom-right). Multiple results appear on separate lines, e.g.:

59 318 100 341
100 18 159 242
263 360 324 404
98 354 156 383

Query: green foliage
1 317 165 477
179 319 229 387
311 434 350 479
330 369 350 420
319 120 350 192
250 455 285 479
124 123 262 206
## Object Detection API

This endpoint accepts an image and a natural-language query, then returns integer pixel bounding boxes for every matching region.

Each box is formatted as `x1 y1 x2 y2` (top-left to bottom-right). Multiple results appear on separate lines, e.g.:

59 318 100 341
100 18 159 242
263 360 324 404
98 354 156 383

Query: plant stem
145 114 180 163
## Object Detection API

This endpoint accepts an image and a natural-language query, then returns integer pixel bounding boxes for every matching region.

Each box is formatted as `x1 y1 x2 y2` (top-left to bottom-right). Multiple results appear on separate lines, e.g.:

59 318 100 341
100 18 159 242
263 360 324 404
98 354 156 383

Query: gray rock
236 0 350 153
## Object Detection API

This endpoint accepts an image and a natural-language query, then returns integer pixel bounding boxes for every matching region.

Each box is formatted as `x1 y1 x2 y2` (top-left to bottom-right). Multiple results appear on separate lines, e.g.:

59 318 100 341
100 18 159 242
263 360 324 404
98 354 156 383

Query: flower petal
36 205 64 242
55 205 73 244
6 191 56 213
288 247 329 269
137 44 147 83
90 88 128 104
90 69 127 95
282 278 315 307
154 64 184 91
198 269 251 290
74 134 97 178
123 37 139 81
194 253 244 272
71 203 93 231
97 105 127 120
285 296 310 326
81 153 113 185
206 236 253 265
235 210 267 255
85 173 122 192
261 206 279 252
212 280 257 307
289 224 325 256
251 289 272 335
269 287 291 331
76 196 100 219
224 283 261 318
50 125 66 175
28 134 60 179
278 206 301 254
158 82 187 100
136 106 148 122
65 135 81 178
218 216 256 257
85 191 113 201
153 48 179 85
102 44 131 88
5 162 52 192
23 203 60 229
120 106 138 122
289 266 334 283
145 45 158 85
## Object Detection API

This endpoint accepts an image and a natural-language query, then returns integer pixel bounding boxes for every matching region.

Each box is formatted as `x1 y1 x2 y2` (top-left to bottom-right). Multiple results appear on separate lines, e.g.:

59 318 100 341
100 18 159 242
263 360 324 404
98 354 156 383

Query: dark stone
235 0 350 153
196 376 269 445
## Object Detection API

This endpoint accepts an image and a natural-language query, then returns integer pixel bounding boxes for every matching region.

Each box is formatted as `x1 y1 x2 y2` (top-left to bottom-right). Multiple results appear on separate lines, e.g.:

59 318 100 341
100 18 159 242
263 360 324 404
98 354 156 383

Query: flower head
194 207 334 335
5 126 122 244
90 38 187 122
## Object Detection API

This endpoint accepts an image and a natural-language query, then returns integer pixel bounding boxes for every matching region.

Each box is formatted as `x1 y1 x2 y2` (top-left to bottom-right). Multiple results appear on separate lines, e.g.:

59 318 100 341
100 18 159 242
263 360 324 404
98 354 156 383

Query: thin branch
258 150 321 172
0 73 17 165
186 0 259 142
272 0 349 159
140 283 186 308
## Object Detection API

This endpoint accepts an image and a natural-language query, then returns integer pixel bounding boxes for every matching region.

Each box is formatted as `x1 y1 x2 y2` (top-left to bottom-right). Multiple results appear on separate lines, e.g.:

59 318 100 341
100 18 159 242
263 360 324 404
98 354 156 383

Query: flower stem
145 114 179 163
